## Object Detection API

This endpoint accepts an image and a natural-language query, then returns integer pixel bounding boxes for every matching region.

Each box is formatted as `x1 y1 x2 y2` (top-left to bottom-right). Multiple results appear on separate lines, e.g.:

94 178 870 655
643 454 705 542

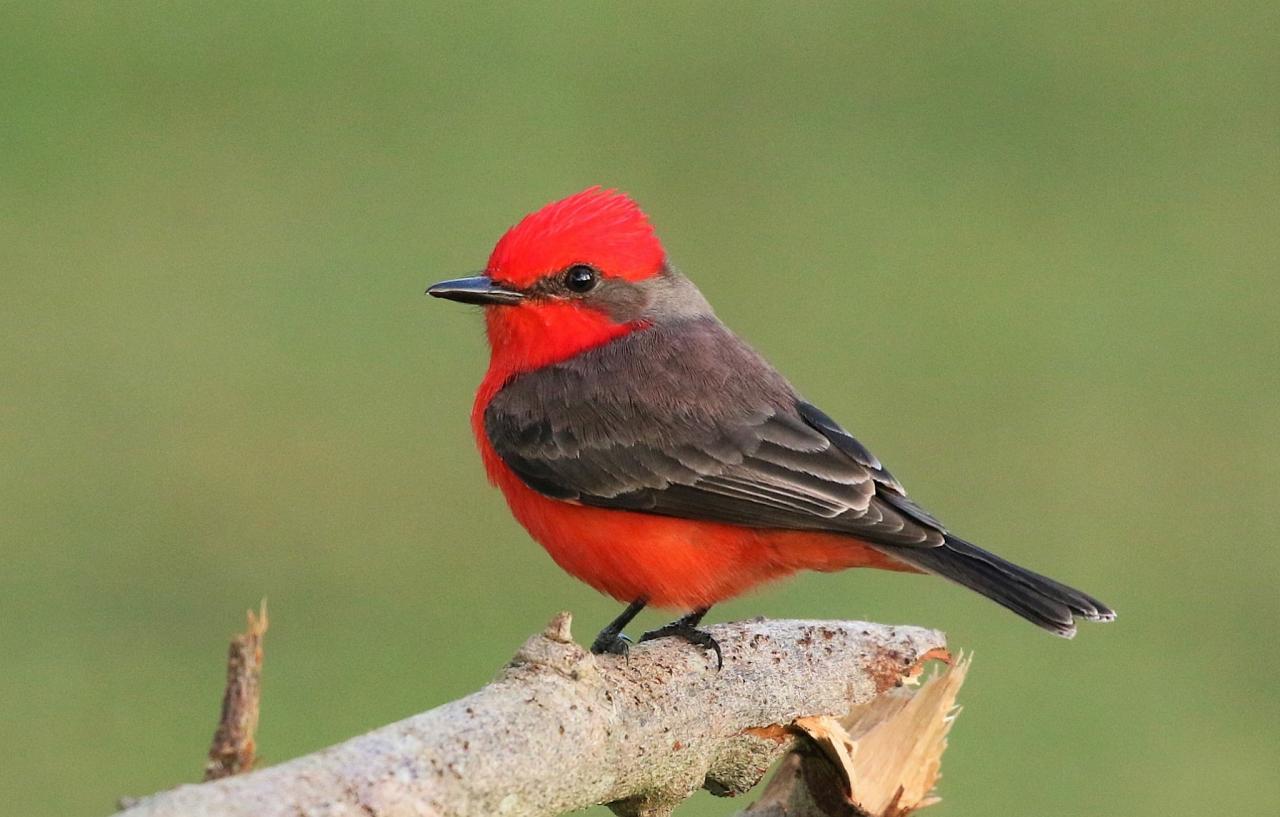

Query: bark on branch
112 613 948 817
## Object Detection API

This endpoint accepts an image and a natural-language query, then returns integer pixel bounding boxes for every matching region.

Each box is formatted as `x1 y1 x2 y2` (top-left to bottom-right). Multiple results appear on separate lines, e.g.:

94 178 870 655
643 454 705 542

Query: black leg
590 598 647 656
639 607 723 669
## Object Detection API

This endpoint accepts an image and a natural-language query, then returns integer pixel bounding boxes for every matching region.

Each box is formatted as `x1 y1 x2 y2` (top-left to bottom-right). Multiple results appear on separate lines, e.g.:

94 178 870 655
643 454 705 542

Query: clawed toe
640 623 723 670
589 632 632 656
590 598 646 658
591 603 721 669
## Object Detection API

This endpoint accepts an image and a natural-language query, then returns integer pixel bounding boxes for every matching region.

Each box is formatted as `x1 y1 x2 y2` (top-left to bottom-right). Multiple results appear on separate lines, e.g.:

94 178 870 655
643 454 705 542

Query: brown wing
483 317 946 548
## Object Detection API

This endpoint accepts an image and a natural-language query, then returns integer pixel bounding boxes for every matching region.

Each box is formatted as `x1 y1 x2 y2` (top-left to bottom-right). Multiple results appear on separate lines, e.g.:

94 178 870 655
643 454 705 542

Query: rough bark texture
112 613 946 817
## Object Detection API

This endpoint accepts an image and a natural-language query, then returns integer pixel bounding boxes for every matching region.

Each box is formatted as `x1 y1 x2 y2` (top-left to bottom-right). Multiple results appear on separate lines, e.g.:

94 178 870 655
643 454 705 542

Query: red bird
429 187 1114 663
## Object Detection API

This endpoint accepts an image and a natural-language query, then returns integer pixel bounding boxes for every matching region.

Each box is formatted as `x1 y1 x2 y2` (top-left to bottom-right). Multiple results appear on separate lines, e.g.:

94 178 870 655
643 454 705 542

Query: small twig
203 600 268 781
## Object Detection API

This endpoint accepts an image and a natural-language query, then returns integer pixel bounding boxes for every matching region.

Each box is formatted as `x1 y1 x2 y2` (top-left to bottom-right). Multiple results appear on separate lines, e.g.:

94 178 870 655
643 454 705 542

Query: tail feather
888 535 1116 638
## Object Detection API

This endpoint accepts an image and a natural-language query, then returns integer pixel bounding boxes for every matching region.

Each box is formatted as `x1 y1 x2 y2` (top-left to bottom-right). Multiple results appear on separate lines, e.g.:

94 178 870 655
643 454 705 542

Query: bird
428 187 1114 665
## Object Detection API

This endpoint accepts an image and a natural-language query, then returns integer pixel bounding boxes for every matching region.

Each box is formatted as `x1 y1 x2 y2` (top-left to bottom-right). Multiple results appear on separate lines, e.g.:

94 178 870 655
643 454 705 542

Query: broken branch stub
203 601 268 781
742 654 970 817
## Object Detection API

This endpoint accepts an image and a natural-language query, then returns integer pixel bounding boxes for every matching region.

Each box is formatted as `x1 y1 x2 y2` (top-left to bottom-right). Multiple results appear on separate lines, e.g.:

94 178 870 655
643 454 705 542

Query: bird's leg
590 598 647 656
639 607 722 669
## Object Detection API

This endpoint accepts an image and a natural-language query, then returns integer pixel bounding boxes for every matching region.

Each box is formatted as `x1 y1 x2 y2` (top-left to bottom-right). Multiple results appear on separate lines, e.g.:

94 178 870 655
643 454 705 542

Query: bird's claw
640 623 723 670
589 632 632 657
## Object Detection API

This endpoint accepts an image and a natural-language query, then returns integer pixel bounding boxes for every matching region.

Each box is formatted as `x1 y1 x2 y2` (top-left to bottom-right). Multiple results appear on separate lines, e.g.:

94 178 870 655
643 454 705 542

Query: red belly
490 454 920 610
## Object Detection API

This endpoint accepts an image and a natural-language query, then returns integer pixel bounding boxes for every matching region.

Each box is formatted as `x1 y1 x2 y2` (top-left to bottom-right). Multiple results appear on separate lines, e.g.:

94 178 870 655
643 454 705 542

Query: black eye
564 264 598 293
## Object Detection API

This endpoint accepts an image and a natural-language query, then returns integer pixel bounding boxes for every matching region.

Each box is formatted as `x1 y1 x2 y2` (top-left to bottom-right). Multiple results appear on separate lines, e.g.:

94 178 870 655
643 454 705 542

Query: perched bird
429 187 1114 664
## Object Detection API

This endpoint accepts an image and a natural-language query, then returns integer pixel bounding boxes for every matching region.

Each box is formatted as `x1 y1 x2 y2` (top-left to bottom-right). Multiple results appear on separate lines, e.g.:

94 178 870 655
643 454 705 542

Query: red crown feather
487 187 666 287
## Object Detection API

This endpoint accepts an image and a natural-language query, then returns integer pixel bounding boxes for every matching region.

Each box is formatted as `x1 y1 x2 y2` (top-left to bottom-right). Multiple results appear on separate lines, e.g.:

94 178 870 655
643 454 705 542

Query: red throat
482 301 644 388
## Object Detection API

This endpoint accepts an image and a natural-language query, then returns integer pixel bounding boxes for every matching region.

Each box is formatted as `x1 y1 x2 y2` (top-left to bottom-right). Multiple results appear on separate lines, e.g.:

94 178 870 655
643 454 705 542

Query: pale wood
740 656 969 817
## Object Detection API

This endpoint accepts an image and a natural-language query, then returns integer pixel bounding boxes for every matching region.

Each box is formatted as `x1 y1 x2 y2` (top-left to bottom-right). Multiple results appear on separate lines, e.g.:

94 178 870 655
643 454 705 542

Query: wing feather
484 318 947 548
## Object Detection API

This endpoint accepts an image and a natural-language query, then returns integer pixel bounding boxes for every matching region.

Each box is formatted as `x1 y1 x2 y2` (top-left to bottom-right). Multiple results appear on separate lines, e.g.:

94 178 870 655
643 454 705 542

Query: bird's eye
564 264 598 293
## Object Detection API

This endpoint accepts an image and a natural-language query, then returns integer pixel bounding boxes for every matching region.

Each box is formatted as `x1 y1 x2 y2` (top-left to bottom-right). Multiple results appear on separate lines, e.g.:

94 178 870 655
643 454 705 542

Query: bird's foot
589 631 632 657
640 614 722 669
589 598 647 657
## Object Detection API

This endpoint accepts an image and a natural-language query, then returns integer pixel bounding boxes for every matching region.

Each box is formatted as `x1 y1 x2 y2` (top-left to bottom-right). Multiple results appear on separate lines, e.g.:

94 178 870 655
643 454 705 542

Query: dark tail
889 535 1116 638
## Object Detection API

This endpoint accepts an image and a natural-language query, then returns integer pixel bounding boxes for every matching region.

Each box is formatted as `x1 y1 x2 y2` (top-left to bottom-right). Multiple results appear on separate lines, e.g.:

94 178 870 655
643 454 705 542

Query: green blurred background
3 3 1277 815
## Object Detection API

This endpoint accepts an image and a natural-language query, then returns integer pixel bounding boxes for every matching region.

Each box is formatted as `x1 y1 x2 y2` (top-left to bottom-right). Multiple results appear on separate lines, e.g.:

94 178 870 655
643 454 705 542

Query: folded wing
483 320 945 549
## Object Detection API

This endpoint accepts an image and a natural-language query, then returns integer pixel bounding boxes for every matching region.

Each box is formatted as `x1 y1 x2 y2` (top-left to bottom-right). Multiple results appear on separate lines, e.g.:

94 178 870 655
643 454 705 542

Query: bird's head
429 187 711 373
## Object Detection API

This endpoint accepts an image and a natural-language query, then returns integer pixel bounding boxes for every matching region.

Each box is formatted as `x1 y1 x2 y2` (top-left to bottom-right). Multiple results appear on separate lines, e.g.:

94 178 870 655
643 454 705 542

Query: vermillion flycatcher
430 188 1114 664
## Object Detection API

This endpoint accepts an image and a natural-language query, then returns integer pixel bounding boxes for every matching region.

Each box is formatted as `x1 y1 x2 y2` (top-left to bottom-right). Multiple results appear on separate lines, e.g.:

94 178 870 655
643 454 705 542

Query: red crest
487 187 665 287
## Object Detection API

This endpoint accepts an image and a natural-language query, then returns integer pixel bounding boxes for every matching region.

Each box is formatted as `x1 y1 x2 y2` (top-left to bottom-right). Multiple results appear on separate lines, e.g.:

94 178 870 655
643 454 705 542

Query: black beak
426 275 525 306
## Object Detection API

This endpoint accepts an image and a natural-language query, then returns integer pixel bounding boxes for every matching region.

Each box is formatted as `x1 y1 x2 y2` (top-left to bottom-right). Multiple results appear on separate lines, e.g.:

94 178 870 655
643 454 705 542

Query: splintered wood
203 601 268 781
746 653 970 817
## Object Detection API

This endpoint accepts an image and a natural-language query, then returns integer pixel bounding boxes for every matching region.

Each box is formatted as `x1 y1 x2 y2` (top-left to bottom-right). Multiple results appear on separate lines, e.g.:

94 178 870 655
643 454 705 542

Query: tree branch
112 613 947 817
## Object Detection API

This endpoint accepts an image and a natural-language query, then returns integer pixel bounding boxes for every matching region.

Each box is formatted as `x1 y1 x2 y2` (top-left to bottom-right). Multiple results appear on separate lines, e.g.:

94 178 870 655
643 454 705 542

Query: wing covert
483 318 946 548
